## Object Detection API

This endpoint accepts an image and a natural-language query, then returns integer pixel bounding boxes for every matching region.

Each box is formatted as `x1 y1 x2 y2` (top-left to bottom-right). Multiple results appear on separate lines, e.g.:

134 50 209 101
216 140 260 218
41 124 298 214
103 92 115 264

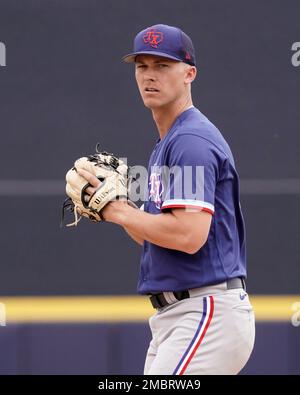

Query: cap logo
143 30 164 48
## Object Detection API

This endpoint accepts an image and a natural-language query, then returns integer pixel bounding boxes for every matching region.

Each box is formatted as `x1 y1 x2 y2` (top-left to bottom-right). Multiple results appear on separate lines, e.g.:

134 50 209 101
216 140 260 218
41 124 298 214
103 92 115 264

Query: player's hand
76 168 101 196
77 167 129 223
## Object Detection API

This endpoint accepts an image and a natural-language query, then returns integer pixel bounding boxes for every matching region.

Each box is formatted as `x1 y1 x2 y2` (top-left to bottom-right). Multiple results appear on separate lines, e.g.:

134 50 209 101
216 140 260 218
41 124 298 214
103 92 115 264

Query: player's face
135 55 193 109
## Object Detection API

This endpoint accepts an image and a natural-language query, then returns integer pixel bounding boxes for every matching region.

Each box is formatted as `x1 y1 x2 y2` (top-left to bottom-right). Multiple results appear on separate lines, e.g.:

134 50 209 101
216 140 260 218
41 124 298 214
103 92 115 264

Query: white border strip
0 180 65 196
0 179 300 196
240 179 300 195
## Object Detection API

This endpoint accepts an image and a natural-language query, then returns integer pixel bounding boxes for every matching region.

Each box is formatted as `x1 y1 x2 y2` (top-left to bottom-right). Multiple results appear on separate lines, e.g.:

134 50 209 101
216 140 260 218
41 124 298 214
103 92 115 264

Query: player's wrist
112 201 133 227
118 201 133 226
101 200 129 225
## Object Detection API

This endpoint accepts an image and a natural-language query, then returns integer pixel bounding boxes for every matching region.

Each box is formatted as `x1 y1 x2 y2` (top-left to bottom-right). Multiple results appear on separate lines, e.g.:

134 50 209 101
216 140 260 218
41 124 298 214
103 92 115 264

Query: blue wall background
0 322 299 375
0 0 300 375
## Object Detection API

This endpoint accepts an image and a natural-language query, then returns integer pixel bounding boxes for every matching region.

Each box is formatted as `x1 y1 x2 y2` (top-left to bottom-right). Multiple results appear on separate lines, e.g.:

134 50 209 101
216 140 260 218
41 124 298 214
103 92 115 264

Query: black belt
149 277 246 309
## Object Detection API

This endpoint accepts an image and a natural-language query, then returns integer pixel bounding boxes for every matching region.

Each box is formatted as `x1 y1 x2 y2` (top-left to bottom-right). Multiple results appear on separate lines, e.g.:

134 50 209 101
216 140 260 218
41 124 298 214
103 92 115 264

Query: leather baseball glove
62 145 134 226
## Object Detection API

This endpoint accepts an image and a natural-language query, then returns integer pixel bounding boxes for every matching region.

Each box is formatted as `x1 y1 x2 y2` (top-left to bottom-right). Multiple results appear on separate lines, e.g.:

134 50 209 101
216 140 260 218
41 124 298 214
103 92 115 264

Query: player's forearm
123 226 144 246
117 205 193 253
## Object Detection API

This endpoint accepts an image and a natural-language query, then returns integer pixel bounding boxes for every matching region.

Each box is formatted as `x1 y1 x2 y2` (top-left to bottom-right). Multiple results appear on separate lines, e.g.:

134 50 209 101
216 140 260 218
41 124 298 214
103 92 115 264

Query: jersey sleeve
161 134 220 215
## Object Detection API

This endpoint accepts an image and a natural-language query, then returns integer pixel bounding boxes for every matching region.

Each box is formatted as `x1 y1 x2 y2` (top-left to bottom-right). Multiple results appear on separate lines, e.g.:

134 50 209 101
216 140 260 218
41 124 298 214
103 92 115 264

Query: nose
144 70 157 82
144 75 156 83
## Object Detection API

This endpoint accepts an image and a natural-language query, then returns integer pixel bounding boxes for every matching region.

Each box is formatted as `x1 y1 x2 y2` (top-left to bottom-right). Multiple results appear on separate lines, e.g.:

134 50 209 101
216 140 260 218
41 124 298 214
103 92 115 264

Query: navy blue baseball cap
122 24 196 66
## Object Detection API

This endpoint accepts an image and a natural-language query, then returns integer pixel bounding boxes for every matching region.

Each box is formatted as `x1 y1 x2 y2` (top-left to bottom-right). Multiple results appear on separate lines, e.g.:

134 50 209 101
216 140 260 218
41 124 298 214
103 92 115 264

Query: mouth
144 87 160 93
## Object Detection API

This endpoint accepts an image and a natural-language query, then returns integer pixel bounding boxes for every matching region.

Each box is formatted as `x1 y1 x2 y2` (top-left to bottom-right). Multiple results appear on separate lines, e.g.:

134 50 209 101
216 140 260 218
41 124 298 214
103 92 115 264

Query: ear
184 65 197 84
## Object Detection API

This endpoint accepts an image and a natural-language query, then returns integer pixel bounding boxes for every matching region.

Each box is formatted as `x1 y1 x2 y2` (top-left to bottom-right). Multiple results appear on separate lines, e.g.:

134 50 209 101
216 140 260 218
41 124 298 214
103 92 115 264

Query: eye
137 65 146 68
158 64 168 68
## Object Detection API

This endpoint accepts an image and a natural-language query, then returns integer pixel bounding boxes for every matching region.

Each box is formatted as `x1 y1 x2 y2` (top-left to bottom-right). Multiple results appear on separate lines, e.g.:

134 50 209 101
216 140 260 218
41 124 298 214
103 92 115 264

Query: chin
142 98 166 110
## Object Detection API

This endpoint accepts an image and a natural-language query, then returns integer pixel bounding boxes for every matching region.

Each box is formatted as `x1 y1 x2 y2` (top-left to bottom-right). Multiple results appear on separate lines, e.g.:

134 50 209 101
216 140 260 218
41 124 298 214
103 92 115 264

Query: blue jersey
137 107 246 294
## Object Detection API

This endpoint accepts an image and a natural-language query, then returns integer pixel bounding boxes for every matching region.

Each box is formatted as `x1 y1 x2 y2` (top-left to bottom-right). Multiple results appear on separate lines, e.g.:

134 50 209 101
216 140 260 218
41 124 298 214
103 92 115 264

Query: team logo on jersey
149 172 164 209
143 30 164 48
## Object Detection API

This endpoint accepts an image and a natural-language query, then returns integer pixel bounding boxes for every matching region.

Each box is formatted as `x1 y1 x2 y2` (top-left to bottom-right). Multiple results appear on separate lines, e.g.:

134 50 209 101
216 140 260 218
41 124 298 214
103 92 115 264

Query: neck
152 95 193 140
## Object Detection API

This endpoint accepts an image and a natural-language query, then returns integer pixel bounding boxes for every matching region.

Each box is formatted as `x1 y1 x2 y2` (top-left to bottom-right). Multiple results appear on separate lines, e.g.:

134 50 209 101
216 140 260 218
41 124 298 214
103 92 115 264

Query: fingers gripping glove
62 148 133 227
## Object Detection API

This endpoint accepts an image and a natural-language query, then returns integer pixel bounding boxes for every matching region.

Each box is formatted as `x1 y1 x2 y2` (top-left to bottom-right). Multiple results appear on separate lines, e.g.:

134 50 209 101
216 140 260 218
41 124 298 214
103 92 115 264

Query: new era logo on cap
122 24 196 66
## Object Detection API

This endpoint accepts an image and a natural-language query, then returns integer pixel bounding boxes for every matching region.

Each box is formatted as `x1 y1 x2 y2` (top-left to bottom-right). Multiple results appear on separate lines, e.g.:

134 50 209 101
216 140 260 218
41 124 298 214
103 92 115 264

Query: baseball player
77 24 255 375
